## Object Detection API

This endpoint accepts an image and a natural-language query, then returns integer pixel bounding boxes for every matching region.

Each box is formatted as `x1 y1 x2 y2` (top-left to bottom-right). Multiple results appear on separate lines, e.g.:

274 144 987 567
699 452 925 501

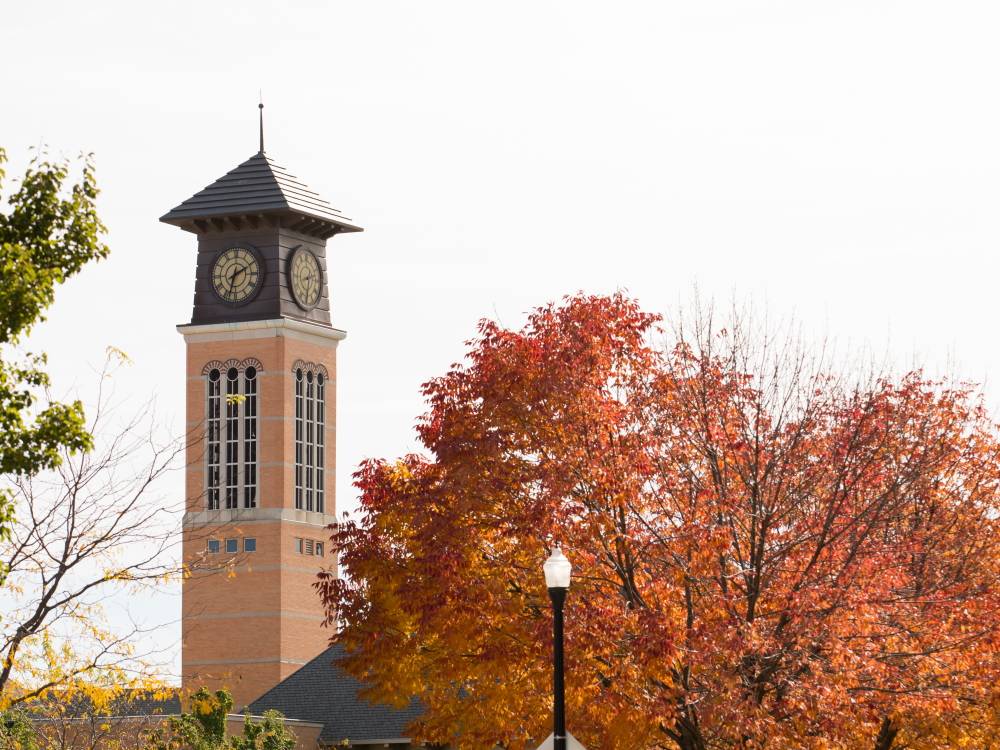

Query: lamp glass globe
543 547 572 589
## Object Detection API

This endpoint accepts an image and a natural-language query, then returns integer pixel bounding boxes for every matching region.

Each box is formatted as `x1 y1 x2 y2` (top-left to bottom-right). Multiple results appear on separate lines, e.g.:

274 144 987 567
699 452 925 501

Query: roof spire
258 93 265 154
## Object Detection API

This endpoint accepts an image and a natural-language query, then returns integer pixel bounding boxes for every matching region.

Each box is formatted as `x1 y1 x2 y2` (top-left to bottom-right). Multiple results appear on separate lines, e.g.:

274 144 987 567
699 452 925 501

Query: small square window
225 538 238 554
207 539 220 554
244 538 256 553
315 542 324 558
295 538 303 554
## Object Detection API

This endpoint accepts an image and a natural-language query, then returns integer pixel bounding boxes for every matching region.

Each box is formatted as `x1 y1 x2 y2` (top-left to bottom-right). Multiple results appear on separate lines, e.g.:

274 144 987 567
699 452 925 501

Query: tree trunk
874 716 898 750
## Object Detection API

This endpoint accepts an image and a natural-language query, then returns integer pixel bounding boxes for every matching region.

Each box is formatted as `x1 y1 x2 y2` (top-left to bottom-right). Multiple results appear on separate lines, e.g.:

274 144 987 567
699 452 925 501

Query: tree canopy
321 293 1000 750
0 146 109 556
145 689 297 750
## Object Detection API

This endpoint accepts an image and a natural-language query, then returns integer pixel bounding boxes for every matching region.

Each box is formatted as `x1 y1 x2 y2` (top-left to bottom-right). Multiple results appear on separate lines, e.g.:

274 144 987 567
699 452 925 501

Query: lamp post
543 547 572 750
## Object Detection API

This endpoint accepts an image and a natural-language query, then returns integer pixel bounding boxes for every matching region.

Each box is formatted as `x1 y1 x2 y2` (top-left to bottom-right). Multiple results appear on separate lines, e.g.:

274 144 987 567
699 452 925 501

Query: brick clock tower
161 118 361 709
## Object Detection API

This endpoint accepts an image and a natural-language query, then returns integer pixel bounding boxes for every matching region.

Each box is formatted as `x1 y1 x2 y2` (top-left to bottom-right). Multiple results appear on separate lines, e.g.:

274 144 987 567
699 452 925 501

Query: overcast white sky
5 1 1000 681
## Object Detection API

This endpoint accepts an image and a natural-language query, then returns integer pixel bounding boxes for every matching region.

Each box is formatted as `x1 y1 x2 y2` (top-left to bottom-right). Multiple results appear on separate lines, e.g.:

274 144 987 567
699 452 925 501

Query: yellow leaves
0 607 169 714
104 346 133 367
191 694 216 717
103 568 135 583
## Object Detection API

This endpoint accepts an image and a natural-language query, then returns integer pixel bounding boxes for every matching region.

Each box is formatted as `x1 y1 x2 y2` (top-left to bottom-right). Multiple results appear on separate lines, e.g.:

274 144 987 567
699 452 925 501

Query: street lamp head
543 546 572 589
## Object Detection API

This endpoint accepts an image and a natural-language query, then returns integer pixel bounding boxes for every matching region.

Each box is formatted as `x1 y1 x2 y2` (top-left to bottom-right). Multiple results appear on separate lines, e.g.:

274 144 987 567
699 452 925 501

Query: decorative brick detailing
202 357 264 375
290 359 329 378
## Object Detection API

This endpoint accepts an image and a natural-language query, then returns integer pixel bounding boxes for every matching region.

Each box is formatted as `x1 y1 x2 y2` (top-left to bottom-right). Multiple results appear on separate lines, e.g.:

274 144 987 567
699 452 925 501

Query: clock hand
226 265 248 300
227 266 243 300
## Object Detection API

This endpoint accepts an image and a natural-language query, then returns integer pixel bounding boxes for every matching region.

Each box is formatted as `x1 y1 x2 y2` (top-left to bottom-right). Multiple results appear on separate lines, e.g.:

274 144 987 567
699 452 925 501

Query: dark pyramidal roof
160 151 362 237
248 645 423 746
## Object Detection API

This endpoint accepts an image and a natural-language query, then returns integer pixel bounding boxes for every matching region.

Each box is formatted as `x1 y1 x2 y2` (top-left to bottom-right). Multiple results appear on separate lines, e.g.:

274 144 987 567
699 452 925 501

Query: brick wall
180 320 341 709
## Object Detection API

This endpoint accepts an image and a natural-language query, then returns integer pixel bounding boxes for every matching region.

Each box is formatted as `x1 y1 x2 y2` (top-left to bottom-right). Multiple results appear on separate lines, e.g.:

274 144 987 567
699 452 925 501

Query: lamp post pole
549 585 567 750
544 547 572 750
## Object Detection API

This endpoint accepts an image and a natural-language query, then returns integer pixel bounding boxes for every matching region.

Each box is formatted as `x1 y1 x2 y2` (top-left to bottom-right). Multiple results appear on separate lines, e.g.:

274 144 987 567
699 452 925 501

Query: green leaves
232 711 297 750
146 690 297 750
0 145 109 551
0 708 40 750
147 688 231 750
0 147 109 344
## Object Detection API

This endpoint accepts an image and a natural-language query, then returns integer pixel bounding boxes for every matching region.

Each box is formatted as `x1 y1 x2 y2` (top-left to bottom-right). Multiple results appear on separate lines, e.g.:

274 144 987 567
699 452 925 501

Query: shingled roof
25 688 182 718
159 152 362 237
247 645 423 746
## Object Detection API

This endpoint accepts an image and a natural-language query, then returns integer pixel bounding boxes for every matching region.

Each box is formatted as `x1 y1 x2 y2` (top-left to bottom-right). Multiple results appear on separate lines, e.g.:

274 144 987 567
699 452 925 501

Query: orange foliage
319 294 1000 750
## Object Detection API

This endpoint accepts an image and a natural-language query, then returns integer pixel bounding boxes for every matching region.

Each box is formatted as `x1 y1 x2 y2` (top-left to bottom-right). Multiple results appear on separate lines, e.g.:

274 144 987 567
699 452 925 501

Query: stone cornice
183 507 337 528
177 317 347 346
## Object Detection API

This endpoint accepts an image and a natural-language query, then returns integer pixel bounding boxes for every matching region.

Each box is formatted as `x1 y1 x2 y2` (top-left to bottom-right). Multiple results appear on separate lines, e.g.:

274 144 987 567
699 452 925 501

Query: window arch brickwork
201 357 263 376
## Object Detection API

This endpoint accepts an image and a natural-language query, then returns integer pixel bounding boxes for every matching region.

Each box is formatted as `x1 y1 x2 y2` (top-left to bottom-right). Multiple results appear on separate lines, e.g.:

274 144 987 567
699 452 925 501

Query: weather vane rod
258 92 265 154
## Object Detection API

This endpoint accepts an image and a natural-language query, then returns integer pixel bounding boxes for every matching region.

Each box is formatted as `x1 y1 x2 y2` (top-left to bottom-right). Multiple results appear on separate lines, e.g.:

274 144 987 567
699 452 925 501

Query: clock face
212 247 262 304
289 247 322 310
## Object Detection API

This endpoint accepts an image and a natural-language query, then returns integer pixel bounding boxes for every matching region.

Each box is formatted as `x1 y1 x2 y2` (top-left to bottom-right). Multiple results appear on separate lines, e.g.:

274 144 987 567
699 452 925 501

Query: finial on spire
258 93 265 154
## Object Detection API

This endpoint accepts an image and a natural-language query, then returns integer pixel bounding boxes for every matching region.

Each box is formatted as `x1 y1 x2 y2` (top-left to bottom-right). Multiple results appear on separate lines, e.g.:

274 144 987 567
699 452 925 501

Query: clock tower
162 118 361 708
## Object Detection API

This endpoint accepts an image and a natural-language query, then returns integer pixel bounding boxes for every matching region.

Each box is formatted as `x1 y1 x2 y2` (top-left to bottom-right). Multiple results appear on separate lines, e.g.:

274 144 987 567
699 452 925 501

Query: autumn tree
0 356 192 714
321 294 1000 750
0 146 110 555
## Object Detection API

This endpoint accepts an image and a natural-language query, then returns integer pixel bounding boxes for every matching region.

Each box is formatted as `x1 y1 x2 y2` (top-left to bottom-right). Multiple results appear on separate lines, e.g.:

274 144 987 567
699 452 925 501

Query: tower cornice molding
182 507 337 528
177 317 347 347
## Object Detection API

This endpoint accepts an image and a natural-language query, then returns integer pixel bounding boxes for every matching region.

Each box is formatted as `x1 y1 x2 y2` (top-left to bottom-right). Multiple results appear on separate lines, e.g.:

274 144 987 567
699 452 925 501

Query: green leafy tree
230 711 298 750
0 146 109 565
0 708 40 750
151 689 230 750
146 689 297 750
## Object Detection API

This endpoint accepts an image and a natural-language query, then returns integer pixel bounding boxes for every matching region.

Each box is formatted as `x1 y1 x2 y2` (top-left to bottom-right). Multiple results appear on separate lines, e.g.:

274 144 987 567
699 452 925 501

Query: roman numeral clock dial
289 247 322 310
211 247 262 304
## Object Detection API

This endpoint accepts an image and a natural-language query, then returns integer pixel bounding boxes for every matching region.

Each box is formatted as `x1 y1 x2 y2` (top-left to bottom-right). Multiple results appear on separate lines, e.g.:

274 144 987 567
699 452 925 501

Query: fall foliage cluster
322 294 1000 750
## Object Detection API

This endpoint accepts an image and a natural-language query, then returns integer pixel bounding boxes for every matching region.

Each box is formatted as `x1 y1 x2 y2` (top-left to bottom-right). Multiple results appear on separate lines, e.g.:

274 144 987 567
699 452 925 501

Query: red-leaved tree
319 294 1000 750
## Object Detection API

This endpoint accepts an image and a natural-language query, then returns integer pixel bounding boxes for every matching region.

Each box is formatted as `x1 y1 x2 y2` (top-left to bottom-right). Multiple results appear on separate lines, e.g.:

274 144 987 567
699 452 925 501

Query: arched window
295 369 304 509
204 360 260 511
243 367 258 508
305 371 314 511
315 372 325 513
294 363 327 513
207 369 222 510
225 367 239 509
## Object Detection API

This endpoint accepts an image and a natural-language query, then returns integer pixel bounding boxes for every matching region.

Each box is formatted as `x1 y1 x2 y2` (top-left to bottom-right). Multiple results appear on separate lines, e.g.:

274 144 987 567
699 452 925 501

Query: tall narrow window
293 364 326 514
295 369 304 510
205 361 262 511
207 369 221 510
243 367 258 508
225 368 239 509
315 373 325 513
305 372 315 511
